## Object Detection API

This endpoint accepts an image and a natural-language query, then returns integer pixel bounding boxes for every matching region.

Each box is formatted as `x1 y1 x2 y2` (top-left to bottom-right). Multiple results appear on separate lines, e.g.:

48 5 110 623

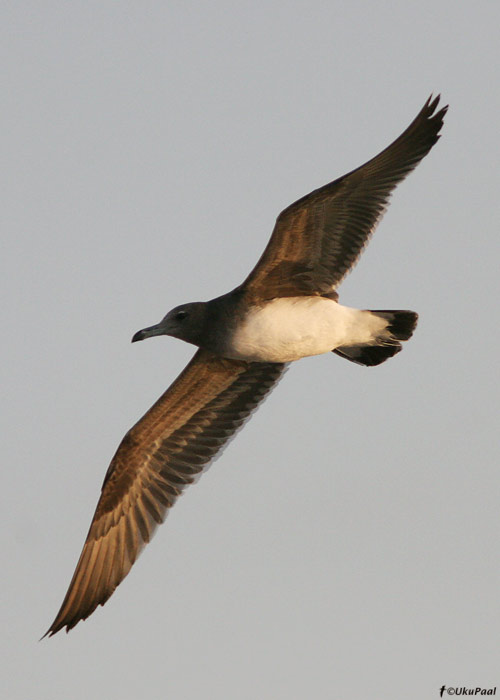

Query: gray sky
3 2 499 699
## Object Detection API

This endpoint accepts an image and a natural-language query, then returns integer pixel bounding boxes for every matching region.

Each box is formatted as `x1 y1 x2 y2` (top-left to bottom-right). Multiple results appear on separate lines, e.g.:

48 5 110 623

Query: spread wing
45 349 286 636
241 95 447 300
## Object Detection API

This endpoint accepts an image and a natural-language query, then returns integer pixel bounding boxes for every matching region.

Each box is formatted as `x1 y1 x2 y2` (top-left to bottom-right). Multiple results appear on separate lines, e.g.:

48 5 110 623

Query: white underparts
226 297 390 363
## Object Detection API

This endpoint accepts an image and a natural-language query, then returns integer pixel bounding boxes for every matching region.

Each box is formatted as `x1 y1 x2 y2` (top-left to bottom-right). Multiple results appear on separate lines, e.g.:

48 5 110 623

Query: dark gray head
132 302 208 347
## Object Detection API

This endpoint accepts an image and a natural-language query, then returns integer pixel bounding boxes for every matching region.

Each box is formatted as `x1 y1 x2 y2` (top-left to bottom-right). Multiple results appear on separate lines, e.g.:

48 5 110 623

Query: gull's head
132 302 208 346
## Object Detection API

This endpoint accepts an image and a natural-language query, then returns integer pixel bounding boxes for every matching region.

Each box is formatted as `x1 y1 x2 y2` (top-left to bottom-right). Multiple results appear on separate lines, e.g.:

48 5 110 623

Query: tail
333 310 418 367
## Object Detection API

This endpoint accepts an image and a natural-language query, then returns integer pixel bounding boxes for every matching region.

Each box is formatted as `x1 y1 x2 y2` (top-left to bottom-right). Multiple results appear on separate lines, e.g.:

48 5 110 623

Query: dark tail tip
334 343 402 366
372 310 418 341
333 309 418 367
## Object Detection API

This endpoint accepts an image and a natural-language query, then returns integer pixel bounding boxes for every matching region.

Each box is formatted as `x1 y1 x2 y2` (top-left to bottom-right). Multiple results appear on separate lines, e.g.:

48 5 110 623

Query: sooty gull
46 95 447 636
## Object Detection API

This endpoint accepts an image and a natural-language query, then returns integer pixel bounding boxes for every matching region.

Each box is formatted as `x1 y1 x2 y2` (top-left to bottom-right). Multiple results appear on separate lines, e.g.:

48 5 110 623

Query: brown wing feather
242 95 447 299
46 349 286 636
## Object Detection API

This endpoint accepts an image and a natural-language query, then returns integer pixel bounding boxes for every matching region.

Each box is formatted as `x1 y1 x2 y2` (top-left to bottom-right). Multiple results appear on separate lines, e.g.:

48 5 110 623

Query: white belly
226 297 387 363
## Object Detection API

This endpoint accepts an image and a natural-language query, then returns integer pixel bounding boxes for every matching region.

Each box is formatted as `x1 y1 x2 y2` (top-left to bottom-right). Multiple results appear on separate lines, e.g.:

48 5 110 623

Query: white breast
226 297 387 363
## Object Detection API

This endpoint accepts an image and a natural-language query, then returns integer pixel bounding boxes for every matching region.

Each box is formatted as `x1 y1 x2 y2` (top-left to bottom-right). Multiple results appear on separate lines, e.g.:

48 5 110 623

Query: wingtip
424 93 449 119
413 93 448 146
43 606 86 638
40 623 61 640
39 624 60 641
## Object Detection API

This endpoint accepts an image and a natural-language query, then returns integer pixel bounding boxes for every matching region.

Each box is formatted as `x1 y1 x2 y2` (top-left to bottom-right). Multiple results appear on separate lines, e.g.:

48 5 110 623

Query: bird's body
223 296 390 363
46 95 447 636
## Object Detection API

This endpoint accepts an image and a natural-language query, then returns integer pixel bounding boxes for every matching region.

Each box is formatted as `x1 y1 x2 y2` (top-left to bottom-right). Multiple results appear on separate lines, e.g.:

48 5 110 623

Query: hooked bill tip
131 329 146 343
131 322 164 343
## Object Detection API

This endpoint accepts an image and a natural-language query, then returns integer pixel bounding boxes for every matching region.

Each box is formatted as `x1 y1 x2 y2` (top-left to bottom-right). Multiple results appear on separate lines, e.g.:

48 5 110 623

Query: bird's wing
241 95 447 300
46 349 287 636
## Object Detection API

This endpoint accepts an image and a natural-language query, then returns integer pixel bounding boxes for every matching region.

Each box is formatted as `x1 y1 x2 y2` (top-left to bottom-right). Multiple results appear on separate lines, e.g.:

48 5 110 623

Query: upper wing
241 95 447 300
46 349 286 636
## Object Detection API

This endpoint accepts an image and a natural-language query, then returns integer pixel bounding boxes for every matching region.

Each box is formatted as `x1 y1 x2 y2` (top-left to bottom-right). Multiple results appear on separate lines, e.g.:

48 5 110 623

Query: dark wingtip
423 93 449 126
42 614 83 638
40 619 64 639
40 624 61 640
407 93 448 151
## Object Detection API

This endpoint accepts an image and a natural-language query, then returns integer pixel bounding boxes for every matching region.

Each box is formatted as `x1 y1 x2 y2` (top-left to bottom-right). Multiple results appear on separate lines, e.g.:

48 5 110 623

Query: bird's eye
175 310 188 321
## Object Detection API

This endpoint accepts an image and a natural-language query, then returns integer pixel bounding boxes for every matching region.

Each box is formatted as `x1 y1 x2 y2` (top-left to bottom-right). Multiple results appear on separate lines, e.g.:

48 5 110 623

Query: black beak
131 323 164 343
131 329 147 343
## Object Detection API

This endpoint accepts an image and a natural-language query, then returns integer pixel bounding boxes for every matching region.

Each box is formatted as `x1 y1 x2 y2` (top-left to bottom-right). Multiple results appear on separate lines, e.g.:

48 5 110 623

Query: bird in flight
46 95 447 636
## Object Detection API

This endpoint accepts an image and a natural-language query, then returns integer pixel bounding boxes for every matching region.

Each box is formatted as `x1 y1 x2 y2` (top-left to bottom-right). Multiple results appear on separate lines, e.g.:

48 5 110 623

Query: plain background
2 2 499 699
